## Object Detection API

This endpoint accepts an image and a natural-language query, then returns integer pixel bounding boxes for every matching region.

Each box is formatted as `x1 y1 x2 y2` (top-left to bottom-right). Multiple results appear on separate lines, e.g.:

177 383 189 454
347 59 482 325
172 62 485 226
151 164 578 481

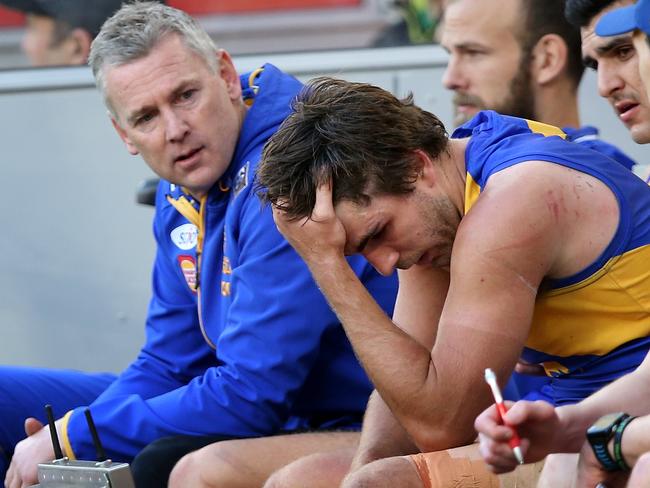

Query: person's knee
168 441 247 488
168 451 199 488
263 458 313 488
628 451 650 488
263 468 290 488
341 457 419 488
340 466 376 488
537 453 577 488
264 447 354 488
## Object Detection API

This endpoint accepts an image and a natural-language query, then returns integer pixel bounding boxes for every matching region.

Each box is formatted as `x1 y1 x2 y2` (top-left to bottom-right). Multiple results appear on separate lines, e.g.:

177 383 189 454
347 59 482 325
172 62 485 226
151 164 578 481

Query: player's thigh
170 430 359 488
537 453 577 488
264 445 357 488
627 452 650 488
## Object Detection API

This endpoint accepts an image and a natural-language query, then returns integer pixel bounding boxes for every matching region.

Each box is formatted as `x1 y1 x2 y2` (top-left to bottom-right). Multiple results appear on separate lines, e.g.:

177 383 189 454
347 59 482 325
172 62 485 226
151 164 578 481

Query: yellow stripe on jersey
464 172 481 215
527 244 650 357
525 120 567 139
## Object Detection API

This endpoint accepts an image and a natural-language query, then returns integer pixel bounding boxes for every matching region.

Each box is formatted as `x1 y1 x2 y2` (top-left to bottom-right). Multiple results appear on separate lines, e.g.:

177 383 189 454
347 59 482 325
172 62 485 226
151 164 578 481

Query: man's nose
442 55 466 91
364 247 398 277
597 63 625 99
164 110 190 143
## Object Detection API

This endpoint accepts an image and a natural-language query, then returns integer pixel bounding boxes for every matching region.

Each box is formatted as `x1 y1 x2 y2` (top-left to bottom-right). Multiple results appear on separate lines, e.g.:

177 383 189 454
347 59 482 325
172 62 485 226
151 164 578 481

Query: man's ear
414 149 437 187
529 33 567 86
67 28 93 64
216 49 242 101
111 115 139 155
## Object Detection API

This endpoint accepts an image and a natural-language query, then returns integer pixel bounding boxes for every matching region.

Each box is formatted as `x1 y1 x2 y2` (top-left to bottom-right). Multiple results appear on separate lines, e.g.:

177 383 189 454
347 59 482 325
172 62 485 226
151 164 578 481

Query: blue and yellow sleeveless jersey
453 110 650 405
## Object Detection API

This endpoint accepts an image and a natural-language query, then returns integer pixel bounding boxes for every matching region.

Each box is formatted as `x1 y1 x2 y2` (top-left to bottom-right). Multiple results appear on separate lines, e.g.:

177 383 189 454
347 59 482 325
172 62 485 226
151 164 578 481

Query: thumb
24 417 44 436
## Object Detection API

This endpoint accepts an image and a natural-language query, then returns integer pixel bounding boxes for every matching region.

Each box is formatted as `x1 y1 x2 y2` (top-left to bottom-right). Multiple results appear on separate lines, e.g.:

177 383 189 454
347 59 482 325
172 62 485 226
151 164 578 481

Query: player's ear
530 33 567 86
68 28 92 64
413 149 437 188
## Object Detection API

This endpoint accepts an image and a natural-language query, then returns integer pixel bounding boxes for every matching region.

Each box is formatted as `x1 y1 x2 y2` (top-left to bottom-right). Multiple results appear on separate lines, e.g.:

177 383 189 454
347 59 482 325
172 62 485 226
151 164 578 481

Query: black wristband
613 415 636 471
587 412 630 472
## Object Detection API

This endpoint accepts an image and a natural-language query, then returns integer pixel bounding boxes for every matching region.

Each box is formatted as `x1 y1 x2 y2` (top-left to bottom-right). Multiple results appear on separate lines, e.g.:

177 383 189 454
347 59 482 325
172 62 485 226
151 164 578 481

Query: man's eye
371 227 385 241
180 89 196 100
137 113 154 125
617 46 634 60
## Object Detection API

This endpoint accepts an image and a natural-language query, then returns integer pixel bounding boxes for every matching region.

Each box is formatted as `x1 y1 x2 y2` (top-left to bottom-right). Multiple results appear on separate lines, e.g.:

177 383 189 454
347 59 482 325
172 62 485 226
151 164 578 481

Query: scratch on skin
544 189 568 223
516 273 538 294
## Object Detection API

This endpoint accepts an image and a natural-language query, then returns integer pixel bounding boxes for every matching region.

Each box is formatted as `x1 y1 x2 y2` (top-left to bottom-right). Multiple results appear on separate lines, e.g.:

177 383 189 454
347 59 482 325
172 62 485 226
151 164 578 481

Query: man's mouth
455 103 478 114
174 146 203 164
615 101 640 123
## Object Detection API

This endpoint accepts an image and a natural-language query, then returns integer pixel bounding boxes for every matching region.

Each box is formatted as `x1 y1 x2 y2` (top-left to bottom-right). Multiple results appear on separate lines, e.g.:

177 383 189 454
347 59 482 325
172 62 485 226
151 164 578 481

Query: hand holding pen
484 368 525 465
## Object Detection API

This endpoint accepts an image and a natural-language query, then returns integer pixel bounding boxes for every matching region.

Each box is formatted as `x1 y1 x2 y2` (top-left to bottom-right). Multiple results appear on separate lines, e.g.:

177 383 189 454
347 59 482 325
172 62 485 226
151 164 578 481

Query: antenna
45 404 64 460
84 408 108 461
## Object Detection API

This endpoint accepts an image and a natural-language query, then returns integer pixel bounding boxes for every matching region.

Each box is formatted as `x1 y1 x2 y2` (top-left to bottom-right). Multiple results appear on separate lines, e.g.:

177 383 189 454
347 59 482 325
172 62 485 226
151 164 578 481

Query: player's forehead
442 0 521 49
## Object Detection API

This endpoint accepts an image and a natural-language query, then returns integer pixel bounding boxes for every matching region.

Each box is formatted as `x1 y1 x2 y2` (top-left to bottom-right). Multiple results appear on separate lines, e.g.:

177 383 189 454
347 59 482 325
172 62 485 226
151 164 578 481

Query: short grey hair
88 1 218 115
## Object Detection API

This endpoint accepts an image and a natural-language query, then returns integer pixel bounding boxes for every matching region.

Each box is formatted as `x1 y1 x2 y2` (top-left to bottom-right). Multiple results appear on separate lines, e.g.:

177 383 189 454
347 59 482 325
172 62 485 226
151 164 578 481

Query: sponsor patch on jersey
177 255 197 291
170 223 198 250
233 162 250 198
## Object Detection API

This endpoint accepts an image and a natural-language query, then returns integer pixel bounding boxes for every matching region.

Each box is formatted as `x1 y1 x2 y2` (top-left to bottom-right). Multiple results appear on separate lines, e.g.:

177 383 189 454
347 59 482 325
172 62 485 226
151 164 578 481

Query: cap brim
0 0 46 15
596 4 637 36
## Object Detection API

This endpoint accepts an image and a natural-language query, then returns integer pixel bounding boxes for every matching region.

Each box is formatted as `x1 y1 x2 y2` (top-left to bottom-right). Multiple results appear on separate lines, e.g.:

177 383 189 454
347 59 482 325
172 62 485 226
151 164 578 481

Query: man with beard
256 78 650 487
441 0 636 170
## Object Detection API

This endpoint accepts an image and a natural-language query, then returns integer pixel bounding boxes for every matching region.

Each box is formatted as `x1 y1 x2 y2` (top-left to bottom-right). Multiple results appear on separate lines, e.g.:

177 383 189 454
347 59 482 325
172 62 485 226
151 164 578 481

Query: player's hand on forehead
272 181 347 265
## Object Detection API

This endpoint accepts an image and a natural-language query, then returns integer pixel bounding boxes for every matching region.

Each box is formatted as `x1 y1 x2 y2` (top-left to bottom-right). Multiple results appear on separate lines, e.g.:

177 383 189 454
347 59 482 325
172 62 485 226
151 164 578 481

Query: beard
396 190 460 269
452 55 537 127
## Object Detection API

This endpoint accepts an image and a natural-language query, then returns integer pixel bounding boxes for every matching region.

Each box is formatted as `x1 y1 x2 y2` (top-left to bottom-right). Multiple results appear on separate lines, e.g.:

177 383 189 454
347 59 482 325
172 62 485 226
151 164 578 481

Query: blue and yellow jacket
454 110 650 405
61 65 397 460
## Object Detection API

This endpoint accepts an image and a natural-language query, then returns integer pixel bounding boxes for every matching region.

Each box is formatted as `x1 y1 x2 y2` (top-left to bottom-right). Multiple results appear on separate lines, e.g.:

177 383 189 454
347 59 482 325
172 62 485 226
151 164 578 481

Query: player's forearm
550 366 650 456
309 258 473 450
351 391 419 471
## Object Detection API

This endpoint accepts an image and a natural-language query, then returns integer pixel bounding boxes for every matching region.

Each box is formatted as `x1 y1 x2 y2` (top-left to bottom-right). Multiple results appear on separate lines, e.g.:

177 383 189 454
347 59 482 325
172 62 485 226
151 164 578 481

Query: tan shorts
408 450 544 488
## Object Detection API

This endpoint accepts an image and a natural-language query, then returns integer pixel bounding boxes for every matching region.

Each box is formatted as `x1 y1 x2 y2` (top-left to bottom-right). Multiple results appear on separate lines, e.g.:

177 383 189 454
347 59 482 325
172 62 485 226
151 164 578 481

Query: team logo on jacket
177 255 197 291
171 223 198 250
233 162 249 198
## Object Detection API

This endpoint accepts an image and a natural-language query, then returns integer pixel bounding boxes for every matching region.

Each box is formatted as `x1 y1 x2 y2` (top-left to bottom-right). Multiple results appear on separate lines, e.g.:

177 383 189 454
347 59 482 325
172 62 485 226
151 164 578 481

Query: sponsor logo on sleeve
171 223 198 250
177 255 197 292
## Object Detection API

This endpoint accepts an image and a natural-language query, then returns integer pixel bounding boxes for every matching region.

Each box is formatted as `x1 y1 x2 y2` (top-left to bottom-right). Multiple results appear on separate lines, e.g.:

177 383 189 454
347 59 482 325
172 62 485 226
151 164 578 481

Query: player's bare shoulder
459 160 619 280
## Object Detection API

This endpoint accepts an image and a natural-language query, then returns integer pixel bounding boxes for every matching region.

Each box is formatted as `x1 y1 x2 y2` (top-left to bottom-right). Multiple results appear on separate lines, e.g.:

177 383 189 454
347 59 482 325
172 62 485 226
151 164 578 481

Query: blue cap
596 0 650 37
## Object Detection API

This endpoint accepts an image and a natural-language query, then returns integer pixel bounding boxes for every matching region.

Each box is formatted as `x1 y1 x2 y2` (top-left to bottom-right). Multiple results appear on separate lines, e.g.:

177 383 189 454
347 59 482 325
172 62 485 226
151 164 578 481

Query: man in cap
597 0 650 88
0 0 148 65
564 0 650 153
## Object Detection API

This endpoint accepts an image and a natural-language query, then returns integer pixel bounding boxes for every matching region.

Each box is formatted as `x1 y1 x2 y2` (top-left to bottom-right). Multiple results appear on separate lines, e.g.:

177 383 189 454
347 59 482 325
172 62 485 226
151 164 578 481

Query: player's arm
352 266 449 468
558 349 650 452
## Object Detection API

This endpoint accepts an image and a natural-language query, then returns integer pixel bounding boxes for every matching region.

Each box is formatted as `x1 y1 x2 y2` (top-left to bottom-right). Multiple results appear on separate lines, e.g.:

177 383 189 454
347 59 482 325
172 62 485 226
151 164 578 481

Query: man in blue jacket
0 3 397 488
